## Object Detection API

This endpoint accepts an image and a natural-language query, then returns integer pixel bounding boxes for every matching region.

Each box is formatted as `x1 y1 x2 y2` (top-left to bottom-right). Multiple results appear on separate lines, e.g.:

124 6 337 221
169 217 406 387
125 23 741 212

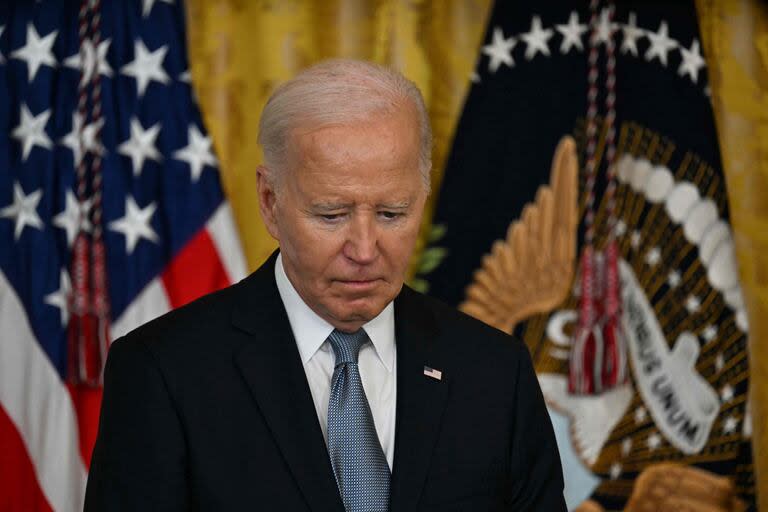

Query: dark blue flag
420 1 756 509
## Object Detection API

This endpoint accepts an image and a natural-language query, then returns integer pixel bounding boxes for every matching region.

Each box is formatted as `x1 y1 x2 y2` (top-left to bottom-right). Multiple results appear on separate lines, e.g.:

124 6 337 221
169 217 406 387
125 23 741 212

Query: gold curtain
185 0 492 270
186 0 766 506
698 1 768 508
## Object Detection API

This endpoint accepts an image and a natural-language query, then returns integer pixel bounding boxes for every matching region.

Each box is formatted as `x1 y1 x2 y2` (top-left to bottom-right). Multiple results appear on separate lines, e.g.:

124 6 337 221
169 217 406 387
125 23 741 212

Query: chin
332 301 385 325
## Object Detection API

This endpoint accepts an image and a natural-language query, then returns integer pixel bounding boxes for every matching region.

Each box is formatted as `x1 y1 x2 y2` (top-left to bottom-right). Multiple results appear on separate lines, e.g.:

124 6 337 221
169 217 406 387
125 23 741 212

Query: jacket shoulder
115 278 245 355
402 286 529 363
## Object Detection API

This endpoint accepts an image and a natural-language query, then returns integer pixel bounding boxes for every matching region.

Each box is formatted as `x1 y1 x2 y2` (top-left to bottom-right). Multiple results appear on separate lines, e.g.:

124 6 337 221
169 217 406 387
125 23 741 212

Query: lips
335 278 382 291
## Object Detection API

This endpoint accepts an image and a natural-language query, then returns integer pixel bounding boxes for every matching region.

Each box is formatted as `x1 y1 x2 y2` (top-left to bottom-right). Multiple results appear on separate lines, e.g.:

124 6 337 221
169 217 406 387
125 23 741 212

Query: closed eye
379 211 404 220
319 213 345 222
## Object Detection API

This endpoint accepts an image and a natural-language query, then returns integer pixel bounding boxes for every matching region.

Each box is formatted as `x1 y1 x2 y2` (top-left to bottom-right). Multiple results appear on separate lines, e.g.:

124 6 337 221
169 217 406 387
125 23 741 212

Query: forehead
285 106 422 190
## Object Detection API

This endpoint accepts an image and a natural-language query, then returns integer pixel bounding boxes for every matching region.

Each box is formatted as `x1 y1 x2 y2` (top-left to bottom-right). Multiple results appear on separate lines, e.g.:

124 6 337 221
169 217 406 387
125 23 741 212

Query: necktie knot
327 329 368 366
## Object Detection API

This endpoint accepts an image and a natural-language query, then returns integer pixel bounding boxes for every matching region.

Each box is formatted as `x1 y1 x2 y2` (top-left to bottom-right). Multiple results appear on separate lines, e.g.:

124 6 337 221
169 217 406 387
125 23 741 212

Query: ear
256 165 280 241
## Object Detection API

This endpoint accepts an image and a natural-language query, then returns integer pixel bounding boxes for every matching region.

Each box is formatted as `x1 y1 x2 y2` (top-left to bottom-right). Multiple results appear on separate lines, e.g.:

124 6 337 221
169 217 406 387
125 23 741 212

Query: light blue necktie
327 329 390 512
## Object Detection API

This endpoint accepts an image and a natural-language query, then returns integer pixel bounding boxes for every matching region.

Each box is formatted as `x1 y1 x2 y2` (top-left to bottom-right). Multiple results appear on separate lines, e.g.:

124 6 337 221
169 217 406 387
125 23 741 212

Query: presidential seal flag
420 0 756 509
0 1 246 509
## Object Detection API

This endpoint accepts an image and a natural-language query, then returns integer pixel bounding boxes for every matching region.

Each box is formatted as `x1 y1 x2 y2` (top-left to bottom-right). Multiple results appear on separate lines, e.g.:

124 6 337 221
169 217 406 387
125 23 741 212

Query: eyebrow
377 201 410 209
310 201 411 211
311 202 353 212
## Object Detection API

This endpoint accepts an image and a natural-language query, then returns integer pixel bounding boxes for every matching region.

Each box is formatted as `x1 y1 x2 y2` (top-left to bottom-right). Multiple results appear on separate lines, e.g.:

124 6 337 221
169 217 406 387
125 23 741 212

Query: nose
343 213 379 265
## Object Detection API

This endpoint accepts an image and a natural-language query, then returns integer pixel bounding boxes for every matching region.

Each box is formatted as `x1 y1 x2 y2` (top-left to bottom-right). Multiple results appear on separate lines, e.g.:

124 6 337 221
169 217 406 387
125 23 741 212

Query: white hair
257 59 432 189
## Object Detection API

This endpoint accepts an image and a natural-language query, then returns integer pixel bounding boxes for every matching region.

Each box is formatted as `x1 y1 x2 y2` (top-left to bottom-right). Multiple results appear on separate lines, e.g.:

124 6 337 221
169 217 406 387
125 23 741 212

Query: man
85 59 566 511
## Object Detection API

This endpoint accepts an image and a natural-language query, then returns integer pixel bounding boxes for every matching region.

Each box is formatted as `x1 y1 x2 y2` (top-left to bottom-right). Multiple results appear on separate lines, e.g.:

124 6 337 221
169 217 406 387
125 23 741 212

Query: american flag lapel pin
423 366 442 381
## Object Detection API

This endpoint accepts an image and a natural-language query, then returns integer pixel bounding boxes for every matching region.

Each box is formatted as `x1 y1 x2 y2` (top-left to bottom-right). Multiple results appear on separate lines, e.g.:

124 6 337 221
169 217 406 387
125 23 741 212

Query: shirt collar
274 253 395 372
362 295 395 373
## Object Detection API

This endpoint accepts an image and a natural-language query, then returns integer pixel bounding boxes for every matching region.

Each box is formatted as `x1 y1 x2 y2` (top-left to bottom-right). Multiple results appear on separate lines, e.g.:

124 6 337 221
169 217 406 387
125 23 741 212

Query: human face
258 105 428 332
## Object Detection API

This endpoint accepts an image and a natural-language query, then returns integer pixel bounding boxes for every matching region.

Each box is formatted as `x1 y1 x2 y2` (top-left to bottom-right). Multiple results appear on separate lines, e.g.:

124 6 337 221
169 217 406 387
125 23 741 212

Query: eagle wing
624 464 746 512
574 464 746 512
460 135 579 334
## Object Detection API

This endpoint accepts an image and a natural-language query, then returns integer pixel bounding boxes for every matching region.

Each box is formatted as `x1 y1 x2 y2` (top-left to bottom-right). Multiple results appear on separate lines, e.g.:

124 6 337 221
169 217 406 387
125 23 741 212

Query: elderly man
85 59 566 511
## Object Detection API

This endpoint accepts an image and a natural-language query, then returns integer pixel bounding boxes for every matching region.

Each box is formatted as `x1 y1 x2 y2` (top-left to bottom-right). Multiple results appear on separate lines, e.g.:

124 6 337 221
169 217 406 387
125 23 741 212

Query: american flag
423 366 442 381
0 1 247 510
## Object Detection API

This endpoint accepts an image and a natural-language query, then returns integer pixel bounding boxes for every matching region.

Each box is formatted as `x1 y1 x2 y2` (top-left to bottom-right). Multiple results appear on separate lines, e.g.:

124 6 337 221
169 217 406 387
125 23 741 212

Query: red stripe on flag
66 384 103 469
0 405 54 512
161 229 231 309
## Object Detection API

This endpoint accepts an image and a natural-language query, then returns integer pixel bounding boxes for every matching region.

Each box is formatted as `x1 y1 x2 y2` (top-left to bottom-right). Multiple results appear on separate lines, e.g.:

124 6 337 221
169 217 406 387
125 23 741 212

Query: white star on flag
60 113 85 165
53 190 92 247
715 352 725 372
645 21 678 67
121 40 170 97
142 0 174 18
614 219 627 237
555 11 587 54
685 294 701 314
109 196 159 254
609 462 622 480
119 117 163 176
173 125 217 182
630 230 641 249
667 270 682 288
521 16 554 60
634 406 647 424
44 269 72 327
702 324 718 343
678 39 706 83
720 384 734 403
723 415 739 435
12 104 52 161
11 22 58 82
482 27 516 73
0 182 43 239
60 113 106 165
82 118 106 156
64 38 113 85
621 12 644 56
621 438 632 456
596 8 618 46
647 433 661 451
645 246 661 266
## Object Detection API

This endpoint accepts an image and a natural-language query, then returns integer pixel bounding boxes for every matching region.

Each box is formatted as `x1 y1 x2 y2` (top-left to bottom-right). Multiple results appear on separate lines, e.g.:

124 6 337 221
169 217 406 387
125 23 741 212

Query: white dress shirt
274 254 397 469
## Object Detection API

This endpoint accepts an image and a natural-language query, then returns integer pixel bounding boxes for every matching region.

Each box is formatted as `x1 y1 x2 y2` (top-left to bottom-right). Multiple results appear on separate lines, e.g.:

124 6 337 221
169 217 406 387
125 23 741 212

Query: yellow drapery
186 0 766 505
698 1 768 507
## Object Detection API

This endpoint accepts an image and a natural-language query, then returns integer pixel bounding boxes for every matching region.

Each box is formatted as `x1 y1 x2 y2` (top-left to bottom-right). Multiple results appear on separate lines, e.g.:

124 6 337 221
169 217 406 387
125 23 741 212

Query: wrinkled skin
258 104 428 332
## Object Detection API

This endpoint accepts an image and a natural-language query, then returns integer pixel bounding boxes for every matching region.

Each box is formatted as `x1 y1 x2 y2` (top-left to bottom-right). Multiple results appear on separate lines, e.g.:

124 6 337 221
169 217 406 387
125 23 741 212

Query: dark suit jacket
85 253 566 511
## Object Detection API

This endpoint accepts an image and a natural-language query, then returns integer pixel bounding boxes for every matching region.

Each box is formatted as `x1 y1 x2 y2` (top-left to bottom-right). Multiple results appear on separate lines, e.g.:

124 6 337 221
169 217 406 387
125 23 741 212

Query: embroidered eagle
456 133 748 511
460 135 579 332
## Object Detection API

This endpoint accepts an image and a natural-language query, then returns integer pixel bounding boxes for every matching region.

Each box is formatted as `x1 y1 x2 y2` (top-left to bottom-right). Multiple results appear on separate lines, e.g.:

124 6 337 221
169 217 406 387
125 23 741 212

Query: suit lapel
231 253 344 512
390 286 451 511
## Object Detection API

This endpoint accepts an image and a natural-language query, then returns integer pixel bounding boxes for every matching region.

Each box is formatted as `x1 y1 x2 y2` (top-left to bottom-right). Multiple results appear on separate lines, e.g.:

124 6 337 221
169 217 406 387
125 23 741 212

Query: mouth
335 279 382 291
